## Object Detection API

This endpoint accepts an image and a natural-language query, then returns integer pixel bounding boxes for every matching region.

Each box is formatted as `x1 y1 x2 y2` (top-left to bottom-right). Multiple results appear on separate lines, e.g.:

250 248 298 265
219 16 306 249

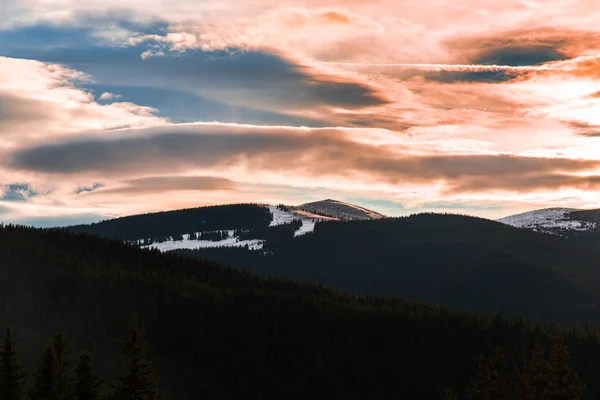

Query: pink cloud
3 1 600 222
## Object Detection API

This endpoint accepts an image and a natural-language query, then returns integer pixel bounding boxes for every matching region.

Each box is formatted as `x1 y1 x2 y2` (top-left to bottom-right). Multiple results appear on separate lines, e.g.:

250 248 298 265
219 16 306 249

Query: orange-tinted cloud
7 123 600 194
4 1 600 223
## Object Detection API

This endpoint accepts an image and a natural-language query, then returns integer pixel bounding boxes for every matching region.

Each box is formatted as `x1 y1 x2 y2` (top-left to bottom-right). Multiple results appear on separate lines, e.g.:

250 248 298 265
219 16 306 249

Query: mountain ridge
296 199 387 220
497 207 600 248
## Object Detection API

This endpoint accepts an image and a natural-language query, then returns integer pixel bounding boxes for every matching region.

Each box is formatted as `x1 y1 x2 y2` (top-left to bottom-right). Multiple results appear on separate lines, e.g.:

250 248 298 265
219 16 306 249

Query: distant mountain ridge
296 199 387 220
64 199 386 252
497 207 600 248
178 213 600 325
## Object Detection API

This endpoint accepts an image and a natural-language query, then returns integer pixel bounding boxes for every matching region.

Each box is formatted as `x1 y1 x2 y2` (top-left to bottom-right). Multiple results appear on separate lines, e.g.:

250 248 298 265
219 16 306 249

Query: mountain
498 208 600 248
66 200 383 252
66 203 600 324
3 224 600 399
296 199 387 220
178 213 600 325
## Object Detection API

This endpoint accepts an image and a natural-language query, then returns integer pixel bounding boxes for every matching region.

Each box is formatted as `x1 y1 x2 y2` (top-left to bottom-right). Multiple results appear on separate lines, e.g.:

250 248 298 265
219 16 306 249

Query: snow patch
139 234 264 252
497 208 596 232
268 206 297 226
294 218 316 237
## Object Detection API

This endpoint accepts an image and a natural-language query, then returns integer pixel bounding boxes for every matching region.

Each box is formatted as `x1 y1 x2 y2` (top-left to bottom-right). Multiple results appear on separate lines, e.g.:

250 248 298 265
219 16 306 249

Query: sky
1 0 600 226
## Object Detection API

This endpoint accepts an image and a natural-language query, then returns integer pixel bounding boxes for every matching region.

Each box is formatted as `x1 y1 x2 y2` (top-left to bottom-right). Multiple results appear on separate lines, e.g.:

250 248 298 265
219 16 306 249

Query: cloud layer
1 0 600 224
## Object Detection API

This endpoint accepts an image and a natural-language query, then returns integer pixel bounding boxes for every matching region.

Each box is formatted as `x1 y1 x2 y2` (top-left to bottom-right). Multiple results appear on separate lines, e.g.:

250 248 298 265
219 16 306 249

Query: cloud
571 56 600 79
445 28 600 65
8 123 600 195
4 45 389 111
0 184 37 202
76 183 104 194
93 176 236 195
0 56 167 146
3 1 600 223
99 92 122 101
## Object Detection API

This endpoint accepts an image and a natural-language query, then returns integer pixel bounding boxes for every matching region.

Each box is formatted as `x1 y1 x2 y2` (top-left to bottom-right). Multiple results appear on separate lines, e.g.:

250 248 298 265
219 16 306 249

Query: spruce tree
522 338 550 400
74 354 102 400
468 346 513 400
31 333 72 400
112 316 159 400
442 388 458 400
546 327 585 399
0 326 27 400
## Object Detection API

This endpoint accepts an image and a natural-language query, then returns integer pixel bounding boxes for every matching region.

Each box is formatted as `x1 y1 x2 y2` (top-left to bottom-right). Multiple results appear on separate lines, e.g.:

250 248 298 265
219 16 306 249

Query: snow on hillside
269 206 298 226
139 231 264 252
298 199 386 220
135 200 380 253
268 205 322 236
497 208 596 232
294 218 316 237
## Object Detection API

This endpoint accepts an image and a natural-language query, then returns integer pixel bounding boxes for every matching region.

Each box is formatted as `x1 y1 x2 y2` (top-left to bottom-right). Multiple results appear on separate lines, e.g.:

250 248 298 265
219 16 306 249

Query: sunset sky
1 0 600 226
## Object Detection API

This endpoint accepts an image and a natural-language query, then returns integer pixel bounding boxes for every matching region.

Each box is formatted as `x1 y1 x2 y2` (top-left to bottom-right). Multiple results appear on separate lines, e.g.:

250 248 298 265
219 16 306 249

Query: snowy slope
138 231 264 251
268 206 326 236
269 206 298 226
297 199 386 220
497 208 597 234
129 200 383 253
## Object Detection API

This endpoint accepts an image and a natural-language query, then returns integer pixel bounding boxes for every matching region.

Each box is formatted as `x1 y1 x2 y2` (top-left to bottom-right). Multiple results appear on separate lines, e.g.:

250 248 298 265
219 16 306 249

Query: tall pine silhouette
74 354 103 400
546 327 585 399
112 316 160 400
0 326 26 400
31 333 72 400
468 346 513 400
442 388 458 400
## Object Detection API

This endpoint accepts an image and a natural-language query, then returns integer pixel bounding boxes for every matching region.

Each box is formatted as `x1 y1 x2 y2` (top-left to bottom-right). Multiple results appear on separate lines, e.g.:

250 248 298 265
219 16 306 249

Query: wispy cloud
2 0 600 224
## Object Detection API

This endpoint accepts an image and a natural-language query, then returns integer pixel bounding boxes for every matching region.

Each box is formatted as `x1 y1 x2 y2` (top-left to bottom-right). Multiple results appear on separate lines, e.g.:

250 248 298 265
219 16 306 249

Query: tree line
444 327 585 399
0 316 160 400
66 204 272 242
4 223 600 399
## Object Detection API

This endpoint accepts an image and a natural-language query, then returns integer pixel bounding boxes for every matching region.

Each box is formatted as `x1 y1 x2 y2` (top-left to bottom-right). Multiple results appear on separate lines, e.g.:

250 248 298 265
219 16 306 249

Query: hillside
498 208 600 248
67 203 274 242
179 213 600 325
65 200 385 250
296 199 387 220
3 224 600 399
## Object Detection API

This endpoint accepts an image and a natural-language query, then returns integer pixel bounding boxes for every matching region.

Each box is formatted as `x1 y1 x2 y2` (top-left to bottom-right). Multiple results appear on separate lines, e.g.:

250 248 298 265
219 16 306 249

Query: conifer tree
112 316 159 400
31 333 72 400
74 354 103 400
522 329 586 399
522 338 550 400
468 346 513 400
442 388 458 400
0 326 27 400
546 327 585 399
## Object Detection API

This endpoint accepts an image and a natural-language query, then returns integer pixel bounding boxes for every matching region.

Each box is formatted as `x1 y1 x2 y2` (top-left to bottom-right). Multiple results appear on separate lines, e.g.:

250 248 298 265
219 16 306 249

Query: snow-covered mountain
497 208 599 236
296 199 387 220
128 200 386 253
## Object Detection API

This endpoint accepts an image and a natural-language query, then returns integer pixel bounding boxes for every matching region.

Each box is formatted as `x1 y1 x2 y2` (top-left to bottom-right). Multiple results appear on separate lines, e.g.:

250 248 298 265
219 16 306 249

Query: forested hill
2 223 600 399
67 203 272 241
179 212 600 326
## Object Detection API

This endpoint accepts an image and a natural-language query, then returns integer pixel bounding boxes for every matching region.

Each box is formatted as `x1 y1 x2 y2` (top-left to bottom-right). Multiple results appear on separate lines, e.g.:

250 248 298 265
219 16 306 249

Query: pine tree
468 346 513 400
546 327 585 400
0 326 27 400
31 333 72 400
522 338 550 400
442 388 458 400
74 354 103 400
112 316 159 400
